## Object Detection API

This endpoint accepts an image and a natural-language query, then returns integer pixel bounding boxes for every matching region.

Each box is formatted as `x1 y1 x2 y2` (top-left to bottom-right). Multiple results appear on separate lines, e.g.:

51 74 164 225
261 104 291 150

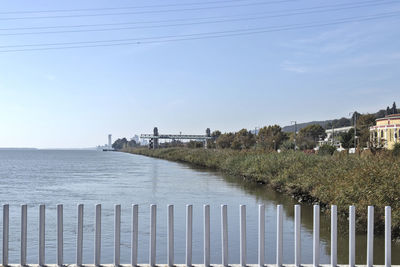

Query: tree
211 130 221 138
280 140 296 150
112 138 128 150
231 129 255 150
298 124 326 141
256 125 287 150
216 133 235 149
128 139 138 148
357 114 376 147
207 130 222 149
339 128 359 149
296 124 326 150
393 102 397 114
187 140 203 148
387 106 391 116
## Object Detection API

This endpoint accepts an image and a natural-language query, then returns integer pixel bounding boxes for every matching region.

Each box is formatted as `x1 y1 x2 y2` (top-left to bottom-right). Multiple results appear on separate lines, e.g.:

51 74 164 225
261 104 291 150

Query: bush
392 143 400 157
318 144 336 156
280 140 295 151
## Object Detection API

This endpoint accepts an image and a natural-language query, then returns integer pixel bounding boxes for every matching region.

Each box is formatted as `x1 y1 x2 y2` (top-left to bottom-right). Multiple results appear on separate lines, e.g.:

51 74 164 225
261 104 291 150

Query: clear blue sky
0 0 399 148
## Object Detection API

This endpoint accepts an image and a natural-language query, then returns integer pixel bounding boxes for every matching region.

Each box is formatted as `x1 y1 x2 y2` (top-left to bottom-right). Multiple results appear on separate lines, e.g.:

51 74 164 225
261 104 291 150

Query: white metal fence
0 204 395 267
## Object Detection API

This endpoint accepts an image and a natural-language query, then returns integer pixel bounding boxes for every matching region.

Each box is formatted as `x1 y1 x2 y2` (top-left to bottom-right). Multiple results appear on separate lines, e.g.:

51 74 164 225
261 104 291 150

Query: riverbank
122 147 400 239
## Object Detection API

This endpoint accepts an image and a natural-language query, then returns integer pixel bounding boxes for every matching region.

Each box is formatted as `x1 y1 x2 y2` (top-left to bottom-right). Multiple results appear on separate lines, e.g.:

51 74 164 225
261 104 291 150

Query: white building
131 135 140 144
318 126 353 148
325 126 353 141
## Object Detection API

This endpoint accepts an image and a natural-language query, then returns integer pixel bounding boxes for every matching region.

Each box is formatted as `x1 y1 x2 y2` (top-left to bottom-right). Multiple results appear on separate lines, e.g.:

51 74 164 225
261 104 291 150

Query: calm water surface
0 150 398 264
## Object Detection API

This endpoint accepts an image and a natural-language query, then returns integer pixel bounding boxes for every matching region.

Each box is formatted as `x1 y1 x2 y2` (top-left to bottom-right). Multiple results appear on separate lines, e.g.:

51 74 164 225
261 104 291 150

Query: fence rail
0 204 396 267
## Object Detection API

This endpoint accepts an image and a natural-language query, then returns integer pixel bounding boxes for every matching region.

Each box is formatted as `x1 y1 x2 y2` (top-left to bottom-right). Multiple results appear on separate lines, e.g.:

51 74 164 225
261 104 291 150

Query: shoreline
122 147 400 240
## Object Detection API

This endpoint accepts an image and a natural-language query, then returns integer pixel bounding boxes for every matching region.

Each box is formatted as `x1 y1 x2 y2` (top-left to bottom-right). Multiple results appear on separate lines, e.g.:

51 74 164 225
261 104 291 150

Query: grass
122 147 400 239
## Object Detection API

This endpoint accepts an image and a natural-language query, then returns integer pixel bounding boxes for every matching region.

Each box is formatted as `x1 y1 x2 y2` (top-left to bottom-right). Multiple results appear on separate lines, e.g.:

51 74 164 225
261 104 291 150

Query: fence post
186 205 193 267
3 204 9 267
221 205 228 267
313 205 319 267
349 206 356 267
150 204 157 267
39 204 45 267
21 204 27 266
77 204 84 267
204 205 210 267
168 205 174 267
114 204 121 267
258 204 265 267
367 206 374 267
276 205 283 267
240 205 246 267
57 204 63 267
294 205 301 267
95 204 101 267
385 206 391 267
131 204 139 267
331 205 337 267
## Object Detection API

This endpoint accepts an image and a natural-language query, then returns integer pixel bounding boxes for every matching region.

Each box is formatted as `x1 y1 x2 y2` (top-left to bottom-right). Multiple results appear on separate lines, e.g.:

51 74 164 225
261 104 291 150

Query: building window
381 130 384 138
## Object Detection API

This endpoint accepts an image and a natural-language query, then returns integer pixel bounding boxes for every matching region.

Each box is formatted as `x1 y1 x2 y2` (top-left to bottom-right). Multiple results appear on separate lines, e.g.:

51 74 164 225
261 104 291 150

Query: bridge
140 127 213 149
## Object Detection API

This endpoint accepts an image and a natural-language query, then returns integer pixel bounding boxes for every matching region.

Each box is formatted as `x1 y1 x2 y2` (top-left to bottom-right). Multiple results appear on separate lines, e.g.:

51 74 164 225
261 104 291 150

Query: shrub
392 143 400 157
318 144 336 156
280 140 296 151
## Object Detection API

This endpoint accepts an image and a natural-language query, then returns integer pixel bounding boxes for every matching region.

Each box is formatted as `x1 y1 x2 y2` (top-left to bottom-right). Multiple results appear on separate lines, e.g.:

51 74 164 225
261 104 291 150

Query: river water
0 150 398 264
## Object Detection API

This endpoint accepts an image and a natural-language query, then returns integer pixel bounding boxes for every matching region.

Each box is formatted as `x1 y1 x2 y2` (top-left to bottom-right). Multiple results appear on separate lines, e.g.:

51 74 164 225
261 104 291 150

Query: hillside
282 104 397 132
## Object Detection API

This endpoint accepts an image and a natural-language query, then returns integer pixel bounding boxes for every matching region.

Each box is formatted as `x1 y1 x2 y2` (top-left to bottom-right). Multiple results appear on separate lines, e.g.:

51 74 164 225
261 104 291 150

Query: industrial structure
102 134 114 151
141 127 213 149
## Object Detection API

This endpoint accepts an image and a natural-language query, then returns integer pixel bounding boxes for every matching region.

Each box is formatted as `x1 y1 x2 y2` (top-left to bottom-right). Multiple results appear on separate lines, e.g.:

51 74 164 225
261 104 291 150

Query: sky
0 0 399 148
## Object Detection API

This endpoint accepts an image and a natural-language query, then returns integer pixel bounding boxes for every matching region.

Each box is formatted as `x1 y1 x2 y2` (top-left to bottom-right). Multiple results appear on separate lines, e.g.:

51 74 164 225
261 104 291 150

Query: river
0 150 398 264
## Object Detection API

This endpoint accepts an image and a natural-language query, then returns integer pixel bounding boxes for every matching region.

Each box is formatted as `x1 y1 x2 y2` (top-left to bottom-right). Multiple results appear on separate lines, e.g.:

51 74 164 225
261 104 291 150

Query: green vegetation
297 124 326 150
112 138 138 150
123 147 400 238
318 144 336 155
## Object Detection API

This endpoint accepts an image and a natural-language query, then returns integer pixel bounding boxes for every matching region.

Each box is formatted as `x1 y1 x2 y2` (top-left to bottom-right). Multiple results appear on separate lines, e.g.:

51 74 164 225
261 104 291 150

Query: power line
0 0 298 20
0 0 261 14
0 1 396 36
0 11 398 52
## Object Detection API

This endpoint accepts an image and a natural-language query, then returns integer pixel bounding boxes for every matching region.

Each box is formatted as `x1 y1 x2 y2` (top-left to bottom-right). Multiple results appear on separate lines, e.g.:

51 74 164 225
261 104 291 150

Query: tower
153 127 159 149
108 134 112 150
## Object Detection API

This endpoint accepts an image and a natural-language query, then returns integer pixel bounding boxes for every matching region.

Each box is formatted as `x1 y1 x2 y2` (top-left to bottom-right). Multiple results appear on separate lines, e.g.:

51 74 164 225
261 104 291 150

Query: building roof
376 114 400 121
325 126 353 133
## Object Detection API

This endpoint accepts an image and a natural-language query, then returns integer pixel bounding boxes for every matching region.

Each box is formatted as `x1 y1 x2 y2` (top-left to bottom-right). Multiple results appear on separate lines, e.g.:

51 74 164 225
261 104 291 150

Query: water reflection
0 150 397 265
200 167 400 264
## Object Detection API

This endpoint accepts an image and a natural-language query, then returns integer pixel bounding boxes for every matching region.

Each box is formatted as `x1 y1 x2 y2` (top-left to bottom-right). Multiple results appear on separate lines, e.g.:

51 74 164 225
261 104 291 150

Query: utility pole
291 121 297 150
354 113 357 149
349 112 357 149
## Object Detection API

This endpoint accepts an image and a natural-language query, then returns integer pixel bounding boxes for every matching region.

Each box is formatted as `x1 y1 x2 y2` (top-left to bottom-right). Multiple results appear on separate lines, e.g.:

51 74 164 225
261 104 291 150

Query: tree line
112 116 375 151
206 124 327 151
113 102 400 151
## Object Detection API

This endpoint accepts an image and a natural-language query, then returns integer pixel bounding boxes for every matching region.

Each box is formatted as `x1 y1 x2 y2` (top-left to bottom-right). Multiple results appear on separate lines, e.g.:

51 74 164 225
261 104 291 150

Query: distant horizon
0 103 395 149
